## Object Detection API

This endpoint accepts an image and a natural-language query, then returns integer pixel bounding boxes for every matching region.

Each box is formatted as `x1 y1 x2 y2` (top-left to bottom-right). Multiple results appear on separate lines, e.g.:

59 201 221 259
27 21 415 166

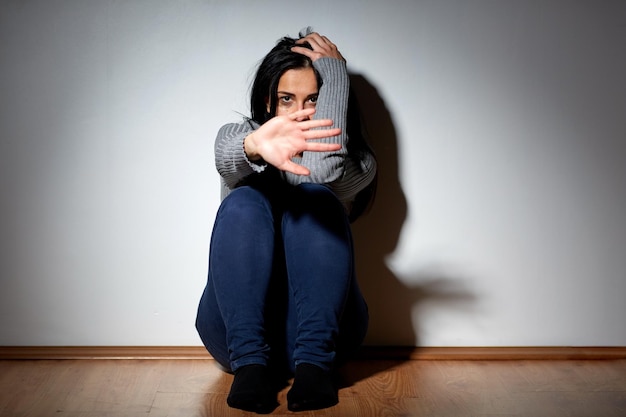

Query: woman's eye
280 96 292 103
309 95 318 103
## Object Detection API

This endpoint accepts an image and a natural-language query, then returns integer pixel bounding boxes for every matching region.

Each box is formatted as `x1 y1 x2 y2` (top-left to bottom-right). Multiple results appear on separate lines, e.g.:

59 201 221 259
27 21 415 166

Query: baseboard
0 346 211 360
361 346 626 360
1 346 625 360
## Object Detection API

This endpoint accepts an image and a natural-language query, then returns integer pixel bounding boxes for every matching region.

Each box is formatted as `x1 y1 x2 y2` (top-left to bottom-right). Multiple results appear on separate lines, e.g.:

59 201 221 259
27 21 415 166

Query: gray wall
1 0 625 346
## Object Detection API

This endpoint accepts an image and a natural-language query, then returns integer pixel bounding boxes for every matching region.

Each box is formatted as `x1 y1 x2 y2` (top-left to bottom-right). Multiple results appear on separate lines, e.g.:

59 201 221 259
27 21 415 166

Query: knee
294 183 344 214
293 184 348 224
217 186 273 222
285 184 350 231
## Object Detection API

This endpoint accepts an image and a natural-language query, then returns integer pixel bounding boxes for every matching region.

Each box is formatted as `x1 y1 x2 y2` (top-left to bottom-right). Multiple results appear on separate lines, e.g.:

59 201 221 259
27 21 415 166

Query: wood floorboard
0 359 624 416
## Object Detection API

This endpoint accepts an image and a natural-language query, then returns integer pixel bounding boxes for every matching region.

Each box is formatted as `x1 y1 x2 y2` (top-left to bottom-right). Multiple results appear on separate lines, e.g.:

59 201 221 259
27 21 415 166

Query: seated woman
196 28 377 413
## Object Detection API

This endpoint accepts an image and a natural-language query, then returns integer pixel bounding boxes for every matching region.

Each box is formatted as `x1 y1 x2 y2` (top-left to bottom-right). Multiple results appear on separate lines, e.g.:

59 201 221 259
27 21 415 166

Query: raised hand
244 108 341 176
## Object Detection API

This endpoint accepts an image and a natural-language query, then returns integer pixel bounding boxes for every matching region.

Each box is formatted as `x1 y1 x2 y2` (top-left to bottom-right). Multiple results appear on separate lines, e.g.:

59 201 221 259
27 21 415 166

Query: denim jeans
195 182 368 374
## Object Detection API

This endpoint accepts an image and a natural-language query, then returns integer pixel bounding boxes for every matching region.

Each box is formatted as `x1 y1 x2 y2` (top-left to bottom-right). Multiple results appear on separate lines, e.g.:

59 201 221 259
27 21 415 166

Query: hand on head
291 32 345 63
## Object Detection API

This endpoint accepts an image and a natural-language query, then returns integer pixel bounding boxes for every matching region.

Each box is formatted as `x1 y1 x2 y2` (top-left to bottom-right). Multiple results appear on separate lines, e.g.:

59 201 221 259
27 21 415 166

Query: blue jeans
195 182 368 374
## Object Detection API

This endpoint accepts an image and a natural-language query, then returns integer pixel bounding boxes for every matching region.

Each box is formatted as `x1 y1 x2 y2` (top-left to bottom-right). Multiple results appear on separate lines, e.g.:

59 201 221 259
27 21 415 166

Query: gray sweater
214 57 377 212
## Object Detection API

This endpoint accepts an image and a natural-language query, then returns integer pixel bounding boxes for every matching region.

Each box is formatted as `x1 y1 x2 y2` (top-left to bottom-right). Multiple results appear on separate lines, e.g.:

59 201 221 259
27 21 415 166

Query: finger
296 32 321 44
303 35 324 51
291 46 319 61
280 160 311 176
303 128 342 140
298 118 336 130
290 108 316 120
301 32 326 46
304 142 342 152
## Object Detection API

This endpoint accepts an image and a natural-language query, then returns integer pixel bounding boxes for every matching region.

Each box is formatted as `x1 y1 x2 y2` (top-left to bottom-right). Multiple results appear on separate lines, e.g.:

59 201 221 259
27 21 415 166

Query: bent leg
282 183 364 372
195 186 277 371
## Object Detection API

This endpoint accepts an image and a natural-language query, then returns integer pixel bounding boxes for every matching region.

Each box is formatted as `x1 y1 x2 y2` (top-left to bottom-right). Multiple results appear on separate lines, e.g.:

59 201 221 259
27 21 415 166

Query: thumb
280 160 311 176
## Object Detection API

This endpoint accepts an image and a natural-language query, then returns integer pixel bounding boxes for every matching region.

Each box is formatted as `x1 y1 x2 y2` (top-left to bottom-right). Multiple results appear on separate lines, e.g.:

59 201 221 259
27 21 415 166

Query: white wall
1 0 625 347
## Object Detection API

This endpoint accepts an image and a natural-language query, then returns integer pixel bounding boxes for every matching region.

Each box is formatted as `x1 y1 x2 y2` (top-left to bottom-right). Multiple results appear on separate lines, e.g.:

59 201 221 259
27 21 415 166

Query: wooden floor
1 358 625 416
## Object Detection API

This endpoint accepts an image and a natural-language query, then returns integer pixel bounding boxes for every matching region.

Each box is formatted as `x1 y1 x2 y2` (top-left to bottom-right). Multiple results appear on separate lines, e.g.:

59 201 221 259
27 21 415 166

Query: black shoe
227 364 278 414
287 363 338 411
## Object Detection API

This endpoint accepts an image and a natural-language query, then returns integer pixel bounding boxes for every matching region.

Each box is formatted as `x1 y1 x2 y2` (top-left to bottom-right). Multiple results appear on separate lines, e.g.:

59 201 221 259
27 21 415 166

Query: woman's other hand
244 108 341 176
291 33 345 63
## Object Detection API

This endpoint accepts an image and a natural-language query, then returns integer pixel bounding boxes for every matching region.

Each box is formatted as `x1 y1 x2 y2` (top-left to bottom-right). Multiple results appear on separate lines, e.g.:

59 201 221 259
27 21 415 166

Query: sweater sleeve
214 119 267 191
283 57 349 186
284 57 377 205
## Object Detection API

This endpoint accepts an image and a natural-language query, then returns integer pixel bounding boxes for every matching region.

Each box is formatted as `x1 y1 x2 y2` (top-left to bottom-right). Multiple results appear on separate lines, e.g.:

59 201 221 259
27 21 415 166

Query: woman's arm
215 113 343 190
289 34 377 205
287 34 350 186
283 57 350 186
214 120 265 190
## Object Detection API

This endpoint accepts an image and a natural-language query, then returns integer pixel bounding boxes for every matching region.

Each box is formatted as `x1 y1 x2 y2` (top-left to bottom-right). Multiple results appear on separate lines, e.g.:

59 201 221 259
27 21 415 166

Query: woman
196 28 377 413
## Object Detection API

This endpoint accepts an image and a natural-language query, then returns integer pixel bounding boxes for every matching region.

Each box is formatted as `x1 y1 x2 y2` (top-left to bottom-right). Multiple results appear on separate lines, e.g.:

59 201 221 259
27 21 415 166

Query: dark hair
250 36 322 124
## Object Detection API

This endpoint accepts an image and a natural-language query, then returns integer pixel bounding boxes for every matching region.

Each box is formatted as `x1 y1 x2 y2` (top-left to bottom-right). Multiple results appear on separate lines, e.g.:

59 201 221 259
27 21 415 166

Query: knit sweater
214 57 377 212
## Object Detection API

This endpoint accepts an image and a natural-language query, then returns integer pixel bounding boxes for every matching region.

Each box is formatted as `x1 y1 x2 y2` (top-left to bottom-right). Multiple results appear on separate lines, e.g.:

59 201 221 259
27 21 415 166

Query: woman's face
268 67 319 120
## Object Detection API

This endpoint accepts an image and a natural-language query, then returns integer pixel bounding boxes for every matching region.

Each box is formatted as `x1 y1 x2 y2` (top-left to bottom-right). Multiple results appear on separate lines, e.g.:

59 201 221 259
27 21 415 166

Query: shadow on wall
349 74 478 348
